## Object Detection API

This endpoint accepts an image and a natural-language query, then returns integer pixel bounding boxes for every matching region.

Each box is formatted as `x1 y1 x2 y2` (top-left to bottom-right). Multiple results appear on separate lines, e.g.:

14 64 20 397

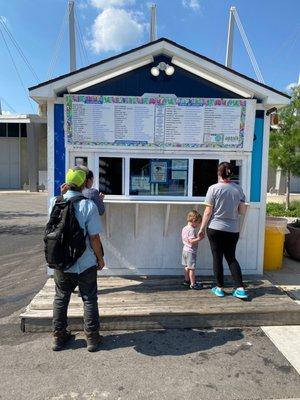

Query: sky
0 0 299 114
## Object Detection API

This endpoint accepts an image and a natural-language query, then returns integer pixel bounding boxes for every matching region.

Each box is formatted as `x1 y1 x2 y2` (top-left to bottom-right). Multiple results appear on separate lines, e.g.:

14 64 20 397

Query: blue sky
0 0 299 114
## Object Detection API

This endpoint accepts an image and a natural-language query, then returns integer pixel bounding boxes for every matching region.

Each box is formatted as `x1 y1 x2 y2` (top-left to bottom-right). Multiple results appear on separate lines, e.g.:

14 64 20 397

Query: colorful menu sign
65 95 256 150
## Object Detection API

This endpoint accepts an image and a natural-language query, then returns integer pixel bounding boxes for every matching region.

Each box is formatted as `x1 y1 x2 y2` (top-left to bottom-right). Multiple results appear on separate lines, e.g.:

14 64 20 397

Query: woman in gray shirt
199 162 248 299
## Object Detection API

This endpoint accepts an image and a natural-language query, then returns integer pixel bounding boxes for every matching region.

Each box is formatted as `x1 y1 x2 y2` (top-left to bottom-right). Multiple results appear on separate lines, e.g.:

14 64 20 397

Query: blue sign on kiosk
150 161 168 184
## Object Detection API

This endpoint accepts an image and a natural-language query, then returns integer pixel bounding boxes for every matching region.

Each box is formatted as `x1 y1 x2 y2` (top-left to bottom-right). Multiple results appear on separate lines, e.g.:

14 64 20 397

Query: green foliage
269 85 300 176
266 201 300 217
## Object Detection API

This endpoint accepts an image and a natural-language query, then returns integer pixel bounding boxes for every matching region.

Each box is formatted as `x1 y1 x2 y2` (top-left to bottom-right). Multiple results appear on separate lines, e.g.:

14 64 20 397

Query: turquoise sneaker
211 287 225 297
232 288 248 299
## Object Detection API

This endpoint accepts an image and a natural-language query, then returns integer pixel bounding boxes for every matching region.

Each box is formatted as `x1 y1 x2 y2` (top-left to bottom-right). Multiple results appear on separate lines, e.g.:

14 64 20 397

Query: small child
181 210 203 290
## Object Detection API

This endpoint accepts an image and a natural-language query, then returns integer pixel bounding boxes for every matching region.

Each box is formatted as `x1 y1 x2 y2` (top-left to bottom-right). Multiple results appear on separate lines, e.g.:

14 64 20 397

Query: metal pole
225 6 235 68
69 0 76 72
27 123 39 192
150 4 157 42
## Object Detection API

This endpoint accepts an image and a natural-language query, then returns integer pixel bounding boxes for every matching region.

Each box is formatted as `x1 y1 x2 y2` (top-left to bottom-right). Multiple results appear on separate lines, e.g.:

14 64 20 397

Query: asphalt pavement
0 192 48 318
0 192 300 400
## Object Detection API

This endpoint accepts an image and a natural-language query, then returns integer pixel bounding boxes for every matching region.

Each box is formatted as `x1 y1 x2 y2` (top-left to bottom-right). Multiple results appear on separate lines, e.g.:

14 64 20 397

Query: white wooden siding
99 203 261 276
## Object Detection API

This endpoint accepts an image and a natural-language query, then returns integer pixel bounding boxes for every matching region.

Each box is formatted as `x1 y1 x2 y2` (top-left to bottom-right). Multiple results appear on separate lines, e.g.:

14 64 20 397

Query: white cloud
89 7 146 53
182 0 201 12
1 110 12 115
78 1 88 9
90 0 135 9
286 82 298 91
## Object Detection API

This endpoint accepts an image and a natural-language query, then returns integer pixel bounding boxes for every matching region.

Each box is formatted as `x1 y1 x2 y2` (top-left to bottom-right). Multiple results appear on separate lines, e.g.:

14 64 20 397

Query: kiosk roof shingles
29 37 290 100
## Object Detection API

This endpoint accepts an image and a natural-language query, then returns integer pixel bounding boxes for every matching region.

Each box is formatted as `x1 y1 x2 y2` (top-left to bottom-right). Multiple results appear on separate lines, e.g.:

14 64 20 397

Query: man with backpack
60 166 105 216
45 167 105 352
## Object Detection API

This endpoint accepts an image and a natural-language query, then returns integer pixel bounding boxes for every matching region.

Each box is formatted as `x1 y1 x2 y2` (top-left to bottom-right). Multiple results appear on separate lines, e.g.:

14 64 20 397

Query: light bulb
165 65 175 76
150 66 160 76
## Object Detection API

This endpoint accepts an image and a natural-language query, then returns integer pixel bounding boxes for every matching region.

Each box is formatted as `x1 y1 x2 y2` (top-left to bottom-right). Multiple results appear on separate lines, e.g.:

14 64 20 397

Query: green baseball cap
66 168 86 188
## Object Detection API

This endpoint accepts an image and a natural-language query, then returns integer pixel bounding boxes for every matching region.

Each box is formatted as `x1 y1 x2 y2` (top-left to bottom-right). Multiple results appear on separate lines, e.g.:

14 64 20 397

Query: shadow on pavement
66 328 244 356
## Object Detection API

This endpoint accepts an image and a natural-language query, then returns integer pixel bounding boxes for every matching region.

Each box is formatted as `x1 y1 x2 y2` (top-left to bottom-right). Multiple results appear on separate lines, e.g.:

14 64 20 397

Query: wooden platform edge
19 276 300 333
20 309 300 333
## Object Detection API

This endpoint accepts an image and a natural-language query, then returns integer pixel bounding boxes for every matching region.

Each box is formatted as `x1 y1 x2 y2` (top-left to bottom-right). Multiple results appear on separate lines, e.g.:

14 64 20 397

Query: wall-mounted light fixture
150 62 175 77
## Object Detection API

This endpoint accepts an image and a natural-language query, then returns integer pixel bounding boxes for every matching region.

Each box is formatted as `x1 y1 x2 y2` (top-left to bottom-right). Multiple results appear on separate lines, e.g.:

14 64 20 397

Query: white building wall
99 203 261 276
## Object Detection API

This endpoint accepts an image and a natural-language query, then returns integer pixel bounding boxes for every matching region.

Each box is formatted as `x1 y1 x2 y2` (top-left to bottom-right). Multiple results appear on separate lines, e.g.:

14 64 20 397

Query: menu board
65 95 256 150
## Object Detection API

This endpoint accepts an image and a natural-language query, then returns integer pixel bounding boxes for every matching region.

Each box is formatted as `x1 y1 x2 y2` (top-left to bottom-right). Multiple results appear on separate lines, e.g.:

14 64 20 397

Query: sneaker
232 288 248 299
211 287 225 297
182 280 190 287
52 330 72 351
190 282 202 290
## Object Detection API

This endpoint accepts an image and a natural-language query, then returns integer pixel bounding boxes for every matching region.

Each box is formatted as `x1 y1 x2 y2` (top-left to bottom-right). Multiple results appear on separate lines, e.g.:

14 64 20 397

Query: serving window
230 159 242 185
99 157 123 195
129 158 188 196
68 152 247 200
75 156 88 167
193 159 219 197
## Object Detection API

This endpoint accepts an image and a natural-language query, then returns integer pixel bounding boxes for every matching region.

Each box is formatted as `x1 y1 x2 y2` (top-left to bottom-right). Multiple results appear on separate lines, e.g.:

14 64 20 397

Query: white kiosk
29 38 290 276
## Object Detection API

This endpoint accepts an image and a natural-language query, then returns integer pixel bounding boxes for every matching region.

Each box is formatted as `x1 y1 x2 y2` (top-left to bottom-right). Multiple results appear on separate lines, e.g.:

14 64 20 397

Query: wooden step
20 276 300 332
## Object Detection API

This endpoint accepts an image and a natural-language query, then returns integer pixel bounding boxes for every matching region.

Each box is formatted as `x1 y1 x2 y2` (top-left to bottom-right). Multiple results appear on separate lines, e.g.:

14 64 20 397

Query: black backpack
44 195 87 270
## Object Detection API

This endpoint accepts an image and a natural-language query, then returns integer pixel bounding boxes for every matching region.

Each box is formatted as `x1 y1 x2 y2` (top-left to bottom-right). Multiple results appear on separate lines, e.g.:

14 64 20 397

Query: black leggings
207 228 243 288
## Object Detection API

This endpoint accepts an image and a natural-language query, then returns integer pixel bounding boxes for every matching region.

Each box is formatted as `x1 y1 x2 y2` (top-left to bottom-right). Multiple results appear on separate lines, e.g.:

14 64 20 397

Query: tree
269 85 300 210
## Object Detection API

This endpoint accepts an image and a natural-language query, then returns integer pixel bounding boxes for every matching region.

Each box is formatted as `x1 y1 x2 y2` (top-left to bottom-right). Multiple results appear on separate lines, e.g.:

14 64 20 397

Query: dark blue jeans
53 266 99 332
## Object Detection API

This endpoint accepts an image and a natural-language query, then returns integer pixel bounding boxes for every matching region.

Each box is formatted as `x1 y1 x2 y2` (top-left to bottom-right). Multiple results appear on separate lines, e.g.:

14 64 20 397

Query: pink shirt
182 225 198 254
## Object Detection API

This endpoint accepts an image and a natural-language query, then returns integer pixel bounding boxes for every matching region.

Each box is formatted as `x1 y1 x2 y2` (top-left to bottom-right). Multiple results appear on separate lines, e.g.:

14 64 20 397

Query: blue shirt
49 190 102 274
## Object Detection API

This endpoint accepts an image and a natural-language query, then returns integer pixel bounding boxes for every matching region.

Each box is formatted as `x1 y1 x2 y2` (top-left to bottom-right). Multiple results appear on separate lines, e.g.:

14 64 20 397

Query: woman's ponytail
218 162 233 180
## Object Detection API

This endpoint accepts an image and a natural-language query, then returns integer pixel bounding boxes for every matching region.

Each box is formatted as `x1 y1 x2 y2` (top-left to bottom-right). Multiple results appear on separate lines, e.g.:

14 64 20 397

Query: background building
0 114 47 191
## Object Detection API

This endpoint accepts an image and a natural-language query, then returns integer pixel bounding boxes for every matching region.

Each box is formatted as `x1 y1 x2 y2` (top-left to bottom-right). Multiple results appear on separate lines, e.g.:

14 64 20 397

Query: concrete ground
263 257 300 375
0 192 48 318
2 327 300 400
0 192 300 400
265 256 300 301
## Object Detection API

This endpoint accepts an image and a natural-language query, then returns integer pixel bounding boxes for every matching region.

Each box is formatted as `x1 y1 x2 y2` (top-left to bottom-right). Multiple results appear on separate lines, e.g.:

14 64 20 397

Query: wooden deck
20 277 300 332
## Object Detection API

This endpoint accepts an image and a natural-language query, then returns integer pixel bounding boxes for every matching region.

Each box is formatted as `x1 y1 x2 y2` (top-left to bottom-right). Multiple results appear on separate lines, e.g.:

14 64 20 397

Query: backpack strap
69 194 86 203
67 195 88 239
55 195 64 204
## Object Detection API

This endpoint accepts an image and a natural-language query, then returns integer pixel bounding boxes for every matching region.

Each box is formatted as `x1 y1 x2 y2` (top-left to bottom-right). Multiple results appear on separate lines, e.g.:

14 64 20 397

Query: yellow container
263 217 288 270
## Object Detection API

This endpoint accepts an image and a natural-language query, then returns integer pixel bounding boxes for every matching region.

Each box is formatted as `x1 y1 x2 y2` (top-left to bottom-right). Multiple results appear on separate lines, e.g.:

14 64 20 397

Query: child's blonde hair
187 210 202 223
